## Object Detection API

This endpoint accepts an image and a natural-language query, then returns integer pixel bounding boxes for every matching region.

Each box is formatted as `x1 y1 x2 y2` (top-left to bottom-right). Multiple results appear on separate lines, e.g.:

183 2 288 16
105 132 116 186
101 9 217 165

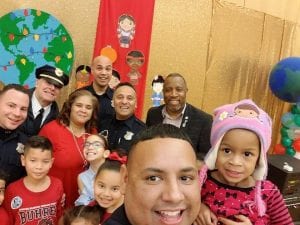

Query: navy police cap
35 65 69 87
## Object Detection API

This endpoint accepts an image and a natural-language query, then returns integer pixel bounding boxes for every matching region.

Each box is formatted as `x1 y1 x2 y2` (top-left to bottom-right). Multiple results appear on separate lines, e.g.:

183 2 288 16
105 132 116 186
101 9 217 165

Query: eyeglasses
83 141 104 149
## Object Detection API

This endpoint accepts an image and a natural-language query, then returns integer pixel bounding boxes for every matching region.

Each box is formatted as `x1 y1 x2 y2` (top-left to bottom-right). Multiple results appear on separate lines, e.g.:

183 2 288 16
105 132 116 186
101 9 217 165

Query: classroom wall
2 0 300 151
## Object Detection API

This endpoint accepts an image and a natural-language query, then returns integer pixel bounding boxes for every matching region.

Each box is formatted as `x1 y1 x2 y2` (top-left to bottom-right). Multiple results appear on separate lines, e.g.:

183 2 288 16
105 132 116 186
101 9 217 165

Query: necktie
33 108 44 131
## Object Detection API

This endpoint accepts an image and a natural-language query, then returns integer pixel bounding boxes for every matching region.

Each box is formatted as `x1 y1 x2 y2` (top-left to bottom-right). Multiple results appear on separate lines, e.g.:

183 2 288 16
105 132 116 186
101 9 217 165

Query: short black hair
0 83 29 97
24 135 53 155
114 82 136 93
128 124 193 159
165 73 187 88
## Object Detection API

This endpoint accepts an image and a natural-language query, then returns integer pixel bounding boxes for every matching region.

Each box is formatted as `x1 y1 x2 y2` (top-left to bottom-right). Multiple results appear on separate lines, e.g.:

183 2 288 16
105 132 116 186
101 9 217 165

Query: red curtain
93 0 155 118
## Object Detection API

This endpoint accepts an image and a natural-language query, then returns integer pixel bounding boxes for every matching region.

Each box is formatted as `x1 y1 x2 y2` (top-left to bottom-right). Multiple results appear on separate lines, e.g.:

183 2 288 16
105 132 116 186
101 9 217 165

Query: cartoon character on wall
117 14 135 48
75 65 91 89
126 50 144 86
151 75 164 107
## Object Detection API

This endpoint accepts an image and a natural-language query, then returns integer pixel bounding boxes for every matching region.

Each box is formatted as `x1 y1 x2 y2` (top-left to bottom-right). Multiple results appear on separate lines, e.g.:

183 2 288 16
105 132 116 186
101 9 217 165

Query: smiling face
113 85 137 120
21 148 53 181
35 78 61 106
70 95 94 127
119 17 135 32
91 56 112 91
163 76 187 117
83 135 109 164
0 89 29 130
94 169 124 213
214 129 260 187
121 137 200 225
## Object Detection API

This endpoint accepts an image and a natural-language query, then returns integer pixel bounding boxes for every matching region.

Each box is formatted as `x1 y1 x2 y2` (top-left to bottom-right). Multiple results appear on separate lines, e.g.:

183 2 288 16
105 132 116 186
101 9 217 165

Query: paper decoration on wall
0 9 74 87
117 14 136 48
100 45 117 63
75 65 91 89
93 0 155 118
126 50 144 85
151 75 164 107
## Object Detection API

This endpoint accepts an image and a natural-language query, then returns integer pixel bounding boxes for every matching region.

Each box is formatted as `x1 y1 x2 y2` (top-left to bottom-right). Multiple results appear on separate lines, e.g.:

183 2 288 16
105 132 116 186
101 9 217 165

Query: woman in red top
40 90 98 208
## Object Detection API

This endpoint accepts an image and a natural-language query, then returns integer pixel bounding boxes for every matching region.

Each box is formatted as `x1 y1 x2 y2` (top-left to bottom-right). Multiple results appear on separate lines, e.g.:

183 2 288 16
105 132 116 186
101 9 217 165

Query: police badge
124 131 134 140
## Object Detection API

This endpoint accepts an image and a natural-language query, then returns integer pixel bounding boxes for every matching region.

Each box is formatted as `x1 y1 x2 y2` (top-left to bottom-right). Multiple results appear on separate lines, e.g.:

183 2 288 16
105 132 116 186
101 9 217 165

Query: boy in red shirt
4 135 64 225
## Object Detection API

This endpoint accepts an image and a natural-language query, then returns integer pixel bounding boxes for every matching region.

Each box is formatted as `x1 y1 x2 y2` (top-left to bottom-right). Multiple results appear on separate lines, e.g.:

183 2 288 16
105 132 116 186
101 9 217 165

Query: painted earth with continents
0 8 74 88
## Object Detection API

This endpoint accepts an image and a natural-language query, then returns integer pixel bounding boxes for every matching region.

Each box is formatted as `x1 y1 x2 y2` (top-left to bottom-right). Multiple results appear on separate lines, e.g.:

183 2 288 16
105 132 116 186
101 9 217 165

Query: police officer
0 84 30 184
100 82 146 152
82 55 115 130
20 65 69 136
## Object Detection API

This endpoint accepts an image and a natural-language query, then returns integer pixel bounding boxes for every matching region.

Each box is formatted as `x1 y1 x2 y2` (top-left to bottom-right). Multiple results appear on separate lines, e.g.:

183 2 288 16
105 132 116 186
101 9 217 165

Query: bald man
82 55 115 129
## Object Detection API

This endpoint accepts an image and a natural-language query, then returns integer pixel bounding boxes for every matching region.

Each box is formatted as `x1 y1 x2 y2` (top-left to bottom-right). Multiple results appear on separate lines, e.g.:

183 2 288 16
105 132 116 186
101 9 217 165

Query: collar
91 84 114 99
113 115 136 129
32 91 52 115
162 103 187 119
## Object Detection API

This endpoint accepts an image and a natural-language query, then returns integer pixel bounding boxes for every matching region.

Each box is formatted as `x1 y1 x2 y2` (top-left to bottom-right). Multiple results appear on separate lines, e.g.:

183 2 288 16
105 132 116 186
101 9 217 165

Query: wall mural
0 8 74 88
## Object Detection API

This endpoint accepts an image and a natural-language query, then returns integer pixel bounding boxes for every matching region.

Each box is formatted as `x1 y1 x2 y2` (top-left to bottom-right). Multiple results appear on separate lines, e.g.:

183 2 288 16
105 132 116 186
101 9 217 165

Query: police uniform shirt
100 115 146 152
82 85 115 129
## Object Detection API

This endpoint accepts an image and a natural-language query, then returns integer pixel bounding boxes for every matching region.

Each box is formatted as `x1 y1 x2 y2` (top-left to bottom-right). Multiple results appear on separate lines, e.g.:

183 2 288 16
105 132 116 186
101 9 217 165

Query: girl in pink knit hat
196 99 293 225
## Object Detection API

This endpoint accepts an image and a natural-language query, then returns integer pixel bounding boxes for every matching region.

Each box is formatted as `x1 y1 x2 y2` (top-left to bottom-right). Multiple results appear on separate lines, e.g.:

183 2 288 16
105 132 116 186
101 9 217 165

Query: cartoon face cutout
152 82 163 94
234 104 259 118
75 70 90 83
126 51 144 71
119 17 135 32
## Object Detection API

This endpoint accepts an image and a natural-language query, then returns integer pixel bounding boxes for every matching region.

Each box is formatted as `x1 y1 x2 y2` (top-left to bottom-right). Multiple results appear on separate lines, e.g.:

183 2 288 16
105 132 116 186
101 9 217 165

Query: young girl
60 205 101 225
90 150 127 223
75 134 110 206
198 99 293 225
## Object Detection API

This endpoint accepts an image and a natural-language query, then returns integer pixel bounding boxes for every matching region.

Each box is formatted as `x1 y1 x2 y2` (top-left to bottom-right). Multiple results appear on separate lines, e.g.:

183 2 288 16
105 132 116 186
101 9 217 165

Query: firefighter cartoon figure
117 14 136 48
126 50 144 86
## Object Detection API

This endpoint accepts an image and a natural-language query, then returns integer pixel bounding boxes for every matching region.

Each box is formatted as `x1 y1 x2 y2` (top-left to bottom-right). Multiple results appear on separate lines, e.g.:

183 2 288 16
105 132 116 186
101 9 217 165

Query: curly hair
57 90 98 133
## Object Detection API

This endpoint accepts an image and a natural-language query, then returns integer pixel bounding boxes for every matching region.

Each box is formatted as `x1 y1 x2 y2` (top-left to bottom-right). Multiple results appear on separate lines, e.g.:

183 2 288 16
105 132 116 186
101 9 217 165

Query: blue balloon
269 57 300 103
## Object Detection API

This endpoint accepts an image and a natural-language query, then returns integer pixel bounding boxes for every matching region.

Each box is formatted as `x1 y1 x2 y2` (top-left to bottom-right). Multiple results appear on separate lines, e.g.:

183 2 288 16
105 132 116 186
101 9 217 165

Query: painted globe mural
269 57 300 103
0 8 74 88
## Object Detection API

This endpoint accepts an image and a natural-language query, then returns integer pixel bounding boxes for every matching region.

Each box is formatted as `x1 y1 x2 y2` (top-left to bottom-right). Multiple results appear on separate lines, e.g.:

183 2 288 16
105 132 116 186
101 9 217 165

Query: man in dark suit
146 73 212 160
21 65 69 136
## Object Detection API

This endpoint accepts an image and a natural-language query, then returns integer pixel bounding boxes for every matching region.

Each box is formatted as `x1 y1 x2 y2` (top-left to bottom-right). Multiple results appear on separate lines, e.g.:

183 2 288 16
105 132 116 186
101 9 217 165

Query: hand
218 215 252 225
193 203 218 225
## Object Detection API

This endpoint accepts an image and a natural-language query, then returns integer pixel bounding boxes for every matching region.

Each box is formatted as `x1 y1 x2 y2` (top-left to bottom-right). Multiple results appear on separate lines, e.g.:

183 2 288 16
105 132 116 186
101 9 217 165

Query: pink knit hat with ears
204 99 272 180
199 99 272 216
